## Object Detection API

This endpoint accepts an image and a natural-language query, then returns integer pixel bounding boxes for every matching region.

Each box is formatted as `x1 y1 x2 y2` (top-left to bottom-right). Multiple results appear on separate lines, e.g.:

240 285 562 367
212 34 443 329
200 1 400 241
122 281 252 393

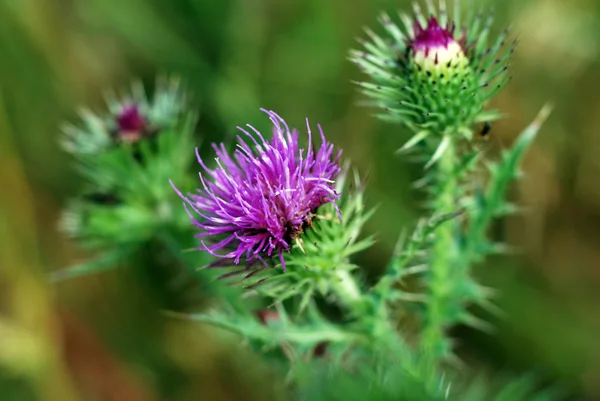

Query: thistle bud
61 77 186 155
58 77 195 249
411 17 467 72
115 104 148 143
350 2 513 153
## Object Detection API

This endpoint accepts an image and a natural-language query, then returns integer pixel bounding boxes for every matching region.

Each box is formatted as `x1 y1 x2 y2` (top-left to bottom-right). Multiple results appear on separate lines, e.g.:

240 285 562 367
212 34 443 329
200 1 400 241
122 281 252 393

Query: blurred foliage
1 0 600 399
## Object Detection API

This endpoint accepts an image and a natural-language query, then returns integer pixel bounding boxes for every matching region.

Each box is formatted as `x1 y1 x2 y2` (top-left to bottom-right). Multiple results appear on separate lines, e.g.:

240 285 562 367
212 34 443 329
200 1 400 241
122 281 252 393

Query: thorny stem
330 263 417 368
420 135 460 363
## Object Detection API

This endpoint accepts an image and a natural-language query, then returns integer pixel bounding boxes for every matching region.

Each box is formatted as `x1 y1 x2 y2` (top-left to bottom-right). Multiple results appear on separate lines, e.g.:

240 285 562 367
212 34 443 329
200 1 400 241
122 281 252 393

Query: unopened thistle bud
115 104 148 143
61 77 186 155
58 78 195 245
411 17 467 72
350 2 514 155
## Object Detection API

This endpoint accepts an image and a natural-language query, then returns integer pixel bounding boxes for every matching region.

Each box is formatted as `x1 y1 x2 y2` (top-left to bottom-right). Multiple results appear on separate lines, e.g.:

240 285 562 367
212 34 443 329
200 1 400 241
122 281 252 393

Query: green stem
330 269 420 375
330 269 362 306
420 135 460 362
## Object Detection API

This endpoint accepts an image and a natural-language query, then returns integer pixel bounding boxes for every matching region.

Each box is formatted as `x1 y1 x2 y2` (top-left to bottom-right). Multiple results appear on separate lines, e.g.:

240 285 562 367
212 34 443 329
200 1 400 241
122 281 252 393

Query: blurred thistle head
171 109 342 271
61 77 187 155
350 1 514 159
115 104 147 143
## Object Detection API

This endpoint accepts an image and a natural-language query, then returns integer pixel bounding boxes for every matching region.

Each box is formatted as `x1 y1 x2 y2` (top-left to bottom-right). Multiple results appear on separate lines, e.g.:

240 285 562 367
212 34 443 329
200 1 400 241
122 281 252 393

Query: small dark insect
469 121 497 154
478 121 492 139
312 341 329 358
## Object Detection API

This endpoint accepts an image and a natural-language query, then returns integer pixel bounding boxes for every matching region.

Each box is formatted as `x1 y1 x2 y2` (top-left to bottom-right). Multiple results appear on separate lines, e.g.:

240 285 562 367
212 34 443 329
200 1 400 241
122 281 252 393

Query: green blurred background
1 0 599 399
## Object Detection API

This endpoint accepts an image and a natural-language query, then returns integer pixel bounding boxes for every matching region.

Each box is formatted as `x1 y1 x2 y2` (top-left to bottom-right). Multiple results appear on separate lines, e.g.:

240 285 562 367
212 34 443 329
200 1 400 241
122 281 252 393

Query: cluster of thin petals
172 109 341 270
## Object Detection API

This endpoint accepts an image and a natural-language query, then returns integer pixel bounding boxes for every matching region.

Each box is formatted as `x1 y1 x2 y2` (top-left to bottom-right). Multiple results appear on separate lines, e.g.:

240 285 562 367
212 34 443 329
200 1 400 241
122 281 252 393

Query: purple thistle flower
171 109 342 271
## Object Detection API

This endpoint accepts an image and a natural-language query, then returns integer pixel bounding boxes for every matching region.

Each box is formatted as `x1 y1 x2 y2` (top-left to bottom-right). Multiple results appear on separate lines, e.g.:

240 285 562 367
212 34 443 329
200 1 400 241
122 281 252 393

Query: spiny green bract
350 1 514 145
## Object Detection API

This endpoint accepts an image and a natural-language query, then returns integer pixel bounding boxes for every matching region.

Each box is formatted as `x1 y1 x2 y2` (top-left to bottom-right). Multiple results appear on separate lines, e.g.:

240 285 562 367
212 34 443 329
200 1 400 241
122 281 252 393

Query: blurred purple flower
116 105 146 142
172 109 342 271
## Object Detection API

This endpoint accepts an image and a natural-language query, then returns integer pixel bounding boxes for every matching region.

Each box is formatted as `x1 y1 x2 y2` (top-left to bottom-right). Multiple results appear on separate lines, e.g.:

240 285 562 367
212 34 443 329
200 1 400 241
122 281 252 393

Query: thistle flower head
116 104 147 142
172 109 342 271
350 1 514 159
57 78 198 262
61 77 187 155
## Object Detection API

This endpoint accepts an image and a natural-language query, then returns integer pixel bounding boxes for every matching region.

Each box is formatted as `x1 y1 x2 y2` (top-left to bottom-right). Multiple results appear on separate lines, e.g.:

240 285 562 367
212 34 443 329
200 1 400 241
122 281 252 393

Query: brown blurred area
1 0 600 399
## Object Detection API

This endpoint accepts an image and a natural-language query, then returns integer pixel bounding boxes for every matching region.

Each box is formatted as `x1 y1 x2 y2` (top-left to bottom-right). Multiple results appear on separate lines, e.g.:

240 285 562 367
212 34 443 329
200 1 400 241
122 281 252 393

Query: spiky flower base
350 2 514 150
